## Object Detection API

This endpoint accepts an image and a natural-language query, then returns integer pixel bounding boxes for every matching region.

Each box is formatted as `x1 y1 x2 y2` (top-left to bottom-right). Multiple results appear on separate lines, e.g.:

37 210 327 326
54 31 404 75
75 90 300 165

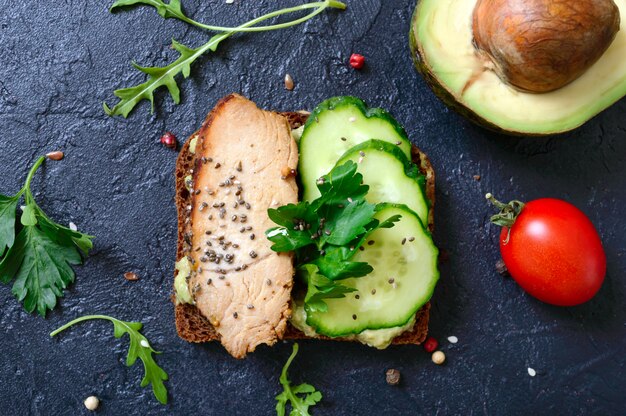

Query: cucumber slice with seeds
305 204 439 337
299 97 411 201
335 139 429 226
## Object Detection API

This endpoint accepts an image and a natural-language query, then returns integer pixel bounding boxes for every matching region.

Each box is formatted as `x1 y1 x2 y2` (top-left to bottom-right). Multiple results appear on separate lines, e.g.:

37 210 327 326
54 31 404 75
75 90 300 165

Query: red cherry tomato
498 198 605 306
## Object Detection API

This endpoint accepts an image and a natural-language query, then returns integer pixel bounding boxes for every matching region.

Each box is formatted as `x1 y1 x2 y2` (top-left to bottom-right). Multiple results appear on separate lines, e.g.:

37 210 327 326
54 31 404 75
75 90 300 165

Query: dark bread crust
174 98 435 346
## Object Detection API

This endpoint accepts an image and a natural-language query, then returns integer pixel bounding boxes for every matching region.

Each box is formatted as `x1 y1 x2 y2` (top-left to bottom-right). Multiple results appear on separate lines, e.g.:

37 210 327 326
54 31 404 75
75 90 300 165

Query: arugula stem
108 2 339 118
280 344 316 415
176 1 346 33
50 314 120 337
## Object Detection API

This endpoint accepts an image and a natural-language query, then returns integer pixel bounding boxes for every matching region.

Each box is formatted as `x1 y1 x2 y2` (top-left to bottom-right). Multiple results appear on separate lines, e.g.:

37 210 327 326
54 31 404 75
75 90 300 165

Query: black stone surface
0 1 625 415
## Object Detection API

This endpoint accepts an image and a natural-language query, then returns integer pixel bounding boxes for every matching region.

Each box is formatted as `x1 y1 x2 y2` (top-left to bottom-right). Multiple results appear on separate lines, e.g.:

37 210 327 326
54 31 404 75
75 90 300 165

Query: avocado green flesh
299 97 411 201
335 140 429 227
174 257 194 305
412 0 626 135
305 204 439 338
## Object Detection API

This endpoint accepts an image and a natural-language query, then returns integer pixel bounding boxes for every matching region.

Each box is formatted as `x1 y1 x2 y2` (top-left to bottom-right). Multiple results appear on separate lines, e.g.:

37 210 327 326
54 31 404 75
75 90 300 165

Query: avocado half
410 0 626 136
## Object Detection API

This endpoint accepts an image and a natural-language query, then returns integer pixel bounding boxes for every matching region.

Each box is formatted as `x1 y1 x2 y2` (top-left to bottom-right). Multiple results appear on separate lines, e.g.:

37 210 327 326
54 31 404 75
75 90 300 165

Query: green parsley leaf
275 343 322 416
312 247 373 281
266 161 400 310
105 1 346 118
51 315 169 404
0 194 19 256
3 226 81 315
0 156 94 316
301 265 355 313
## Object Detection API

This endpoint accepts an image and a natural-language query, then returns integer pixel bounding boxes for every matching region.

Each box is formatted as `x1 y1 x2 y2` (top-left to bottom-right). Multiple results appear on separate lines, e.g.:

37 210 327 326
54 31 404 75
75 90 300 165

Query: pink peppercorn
160 132 177 149
349 53 365 69
423 336 438 353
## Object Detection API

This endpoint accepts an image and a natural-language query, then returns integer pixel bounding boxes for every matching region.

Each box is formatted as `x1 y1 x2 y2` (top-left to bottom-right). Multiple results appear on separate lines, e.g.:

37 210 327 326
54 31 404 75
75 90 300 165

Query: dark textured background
0 1 625 415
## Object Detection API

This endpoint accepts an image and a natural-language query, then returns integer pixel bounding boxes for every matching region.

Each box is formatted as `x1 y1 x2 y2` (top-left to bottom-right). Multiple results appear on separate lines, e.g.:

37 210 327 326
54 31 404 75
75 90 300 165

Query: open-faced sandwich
174 94 439 358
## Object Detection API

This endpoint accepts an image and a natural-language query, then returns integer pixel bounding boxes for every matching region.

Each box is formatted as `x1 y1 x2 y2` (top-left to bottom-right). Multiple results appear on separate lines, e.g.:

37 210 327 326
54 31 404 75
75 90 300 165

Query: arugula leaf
104 1 346 118
266 161 400 310
0 194 19 256
276 343 322 416
110 0 186 20
51 315 168 404
0 156 94 316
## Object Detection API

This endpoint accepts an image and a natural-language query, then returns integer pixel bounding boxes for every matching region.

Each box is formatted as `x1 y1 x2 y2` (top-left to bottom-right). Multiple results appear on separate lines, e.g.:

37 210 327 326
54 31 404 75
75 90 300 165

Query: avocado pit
472 0 621 93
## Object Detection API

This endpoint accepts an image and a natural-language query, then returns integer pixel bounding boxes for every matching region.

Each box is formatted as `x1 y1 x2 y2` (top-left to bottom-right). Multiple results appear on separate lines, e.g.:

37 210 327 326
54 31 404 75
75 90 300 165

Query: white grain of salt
527 367 536 377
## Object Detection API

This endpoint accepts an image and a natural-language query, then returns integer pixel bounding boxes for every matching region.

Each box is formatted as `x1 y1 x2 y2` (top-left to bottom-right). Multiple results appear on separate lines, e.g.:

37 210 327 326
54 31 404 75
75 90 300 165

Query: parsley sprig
50 314 169 405
266 162 400 312
0 156 94 316
104 0 346 118
276 343 322 416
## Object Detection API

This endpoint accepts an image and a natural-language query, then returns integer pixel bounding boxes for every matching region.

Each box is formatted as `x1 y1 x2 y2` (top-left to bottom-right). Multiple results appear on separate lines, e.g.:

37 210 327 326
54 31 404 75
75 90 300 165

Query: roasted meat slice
185 94 298 358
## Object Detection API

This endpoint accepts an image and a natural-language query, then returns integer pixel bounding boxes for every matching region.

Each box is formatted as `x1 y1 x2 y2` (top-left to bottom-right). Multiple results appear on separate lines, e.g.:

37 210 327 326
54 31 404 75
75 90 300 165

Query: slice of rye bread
174 103 436 346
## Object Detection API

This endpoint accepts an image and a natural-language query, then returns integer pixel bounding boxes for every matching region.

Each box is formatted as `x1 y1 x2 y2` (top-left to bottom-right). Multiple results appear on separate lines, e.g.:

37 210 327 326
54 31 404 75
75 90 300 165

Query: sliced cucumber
299 97 412 201
305 204 439 337
335 140 429 227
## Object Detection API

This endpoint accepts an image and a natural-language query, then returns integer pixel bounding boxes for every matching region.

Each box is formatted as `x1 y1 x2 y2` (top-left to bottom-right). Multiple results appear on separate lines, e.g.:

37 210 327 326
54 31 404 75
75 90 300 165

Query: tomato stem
485 193 526 244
